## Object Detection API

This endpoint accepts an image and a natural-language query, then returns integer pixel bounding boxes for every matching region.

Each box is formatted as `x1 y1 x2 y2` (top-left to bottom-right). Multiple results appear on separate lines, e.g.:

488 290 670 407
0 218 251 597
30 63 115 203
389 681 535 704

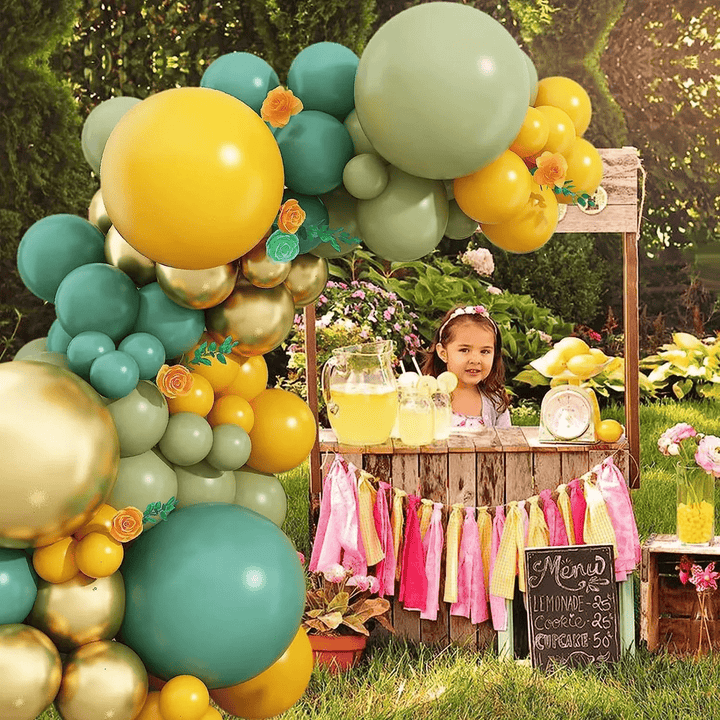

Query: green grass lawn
37 398 720 720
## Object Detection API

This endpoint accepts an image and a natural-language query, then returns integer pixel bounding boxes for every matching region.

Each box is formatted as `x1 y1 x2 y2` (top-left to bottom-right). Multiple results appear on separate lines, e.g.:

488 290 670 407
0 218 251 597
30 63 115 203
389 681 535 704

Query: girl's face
436 322 496 389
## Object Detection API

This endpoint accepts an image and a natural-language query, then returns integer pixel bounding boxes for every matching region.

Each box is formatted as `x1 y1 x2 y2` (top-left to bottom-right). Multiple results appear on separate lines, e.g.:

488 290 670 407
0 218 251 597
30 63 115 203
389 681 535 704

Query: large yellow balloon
509 107 549 159
101 87 284 270
481 186 558 254
0 361 119 549
535 76 592 137
557 138 603 204
535 105 575 155
453 150 532 225
248 389 317 473
211 627 313 719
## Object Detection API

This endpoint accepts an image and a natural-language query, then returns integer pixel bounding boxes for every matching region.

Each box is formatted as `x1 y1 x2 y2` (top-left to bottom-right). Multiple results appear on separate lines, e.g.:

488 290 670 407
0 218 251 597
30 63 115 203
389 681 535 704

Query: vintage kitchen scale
538 383 602 443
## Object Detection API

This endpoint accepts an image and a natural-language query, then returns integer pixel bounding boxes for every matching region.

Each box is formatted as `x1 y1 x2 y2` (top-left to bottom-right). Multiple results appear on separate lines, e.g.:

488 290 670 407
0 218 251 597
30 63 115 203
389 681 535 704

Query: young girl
421 305 511 429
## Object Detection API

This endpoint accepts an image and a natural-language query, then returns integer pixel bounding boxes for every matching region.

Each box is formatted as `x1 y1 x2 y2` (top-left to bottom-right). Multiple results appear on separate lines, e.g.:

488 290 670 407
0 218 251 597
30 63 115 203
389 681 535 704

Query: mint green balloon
234 466 287 527
158 412 213 467
107 380 169 457
343 154 389 200
175 460 236 507
310 186 363 258
354 3 529 179
357 165 449 261
445 200 479 240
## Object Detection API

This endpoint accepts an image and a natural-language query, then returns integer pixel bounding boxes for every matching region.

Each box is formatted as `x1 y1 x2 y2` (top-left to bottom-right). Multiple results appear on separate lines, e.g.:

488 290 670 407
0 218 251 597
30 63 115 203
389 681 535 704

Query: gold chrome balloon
0 362 120 549
205 279 295 357
240 240 291 289
56 640 148 720
27 572 125 652
155 262 238 309
105 225 156 286
88 189 112 234
0 624 62 720
284 254 329 307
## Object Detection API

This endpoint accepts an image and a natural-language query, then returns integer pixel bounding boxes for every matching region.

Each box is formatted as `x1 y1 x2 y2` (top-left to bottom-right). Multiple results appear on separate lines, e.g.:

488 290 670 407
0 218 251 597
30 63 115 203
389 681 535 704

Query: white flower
323 563 347 583
461 248 494 276
487 285 502 295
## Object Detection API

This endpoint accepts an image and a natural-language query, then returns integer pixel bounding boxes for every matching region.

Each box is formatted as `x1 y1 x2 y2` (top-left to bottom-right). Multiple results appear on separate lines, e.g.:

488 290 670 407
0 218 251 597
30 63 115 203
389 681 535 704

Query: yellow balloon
284 254 329 307
509 107 549 159
135 691 164 720
535 76 592 136
26 572 125 652
535 105 575 155
105 225 157 286
185 336 240 393
241 238 292 289
0 361 119 549
210 627 314 719
557 138 603 204
32 536 79 584
218 355 268 402
481 186 558 254
75 532 124 579
159 675 209 720
101 87 284 270
0 624 62 720
74 503 118 540
56 640 148 720
453 150 532 225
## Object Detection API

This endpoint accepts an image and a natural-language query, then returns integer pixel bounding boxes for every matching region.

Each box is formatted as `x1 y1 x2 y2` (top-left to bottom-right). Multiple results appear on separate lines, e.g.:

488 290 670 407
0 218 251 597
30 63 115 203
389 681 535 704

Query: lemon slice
416 375 439 393
397 372 420 387
437 371 458 394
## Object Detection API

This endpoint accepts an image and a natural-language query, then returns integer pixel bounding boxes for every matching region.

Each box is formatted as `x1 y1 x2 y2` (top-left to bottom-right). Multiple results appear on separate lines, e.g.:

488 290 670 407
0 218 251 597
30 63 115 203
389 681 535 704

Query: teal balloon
17 214 106 302
206 424 252 471
120 503 305 688
158 412 213 467
344 109 379 156
310 186 363 258
287 42 359 120
55 263 140 343
119 332 166 380
0 549 38 624
274 110 354 196
281 190 329 230
343 154 389 200
522 49 539 105
175 460 236 507
200 52 280 114
13 336 47 361
133 283 205 360
89 351 140 399
234 466 287 527
107 381 169 457
67 331 115 380
47 320 72 353
357 165 449 261
445 200 479 240
354 3 529 179
109 450 178 528
82 96 141 175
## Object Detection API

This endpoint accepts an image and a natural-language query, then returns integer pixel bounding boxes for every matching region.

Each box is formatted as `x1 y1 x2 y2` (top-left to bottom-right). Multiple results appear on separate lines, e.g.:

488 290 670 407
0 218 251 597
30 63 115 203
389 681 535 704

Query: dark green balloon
107 380 169 457
0 548 38 624
67 331 115 381
47 320 72 353
234 466 287 527
281 190 329 231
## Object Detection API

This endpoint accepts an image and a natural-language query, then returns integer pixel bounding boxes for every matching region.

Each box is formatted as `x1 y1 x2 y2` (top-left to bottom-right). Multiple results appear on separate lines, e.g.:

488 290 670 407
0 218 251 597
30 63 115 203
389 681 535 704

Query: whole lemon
597 419 623 443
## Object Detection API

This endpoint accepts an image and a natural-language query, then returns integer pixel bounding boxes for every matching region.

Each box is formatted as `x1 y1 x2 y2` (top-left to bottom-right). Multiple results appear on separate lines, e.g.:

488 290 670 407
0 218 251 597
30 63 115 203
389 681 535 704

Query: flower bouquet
677 555 719 655
658 423 720 545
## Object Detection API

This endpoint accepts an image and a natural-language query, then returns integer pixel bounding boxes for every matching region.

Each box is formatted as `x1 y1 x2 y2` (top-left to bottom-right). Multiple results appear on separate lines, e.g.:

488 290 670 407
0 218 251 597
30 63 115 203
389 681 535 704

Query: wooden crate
317 426 630 652
641 534 720 654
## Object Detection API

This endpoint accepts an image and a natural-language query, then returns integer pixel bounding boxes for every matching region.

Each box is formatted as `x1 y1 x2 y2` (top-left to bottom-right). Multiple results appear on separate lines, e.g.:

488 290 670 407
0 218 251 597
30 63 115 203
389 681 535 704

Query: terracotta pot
308 634 367 673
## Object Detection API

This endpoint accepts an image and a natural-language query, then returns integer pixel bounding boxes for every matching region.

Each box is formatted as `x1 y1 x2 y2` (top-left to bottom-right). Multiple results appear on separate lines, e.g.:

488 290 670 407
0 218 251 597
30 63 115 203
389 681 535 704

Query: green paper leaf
208 342 217 352
199 358 212 366
217 354 227 364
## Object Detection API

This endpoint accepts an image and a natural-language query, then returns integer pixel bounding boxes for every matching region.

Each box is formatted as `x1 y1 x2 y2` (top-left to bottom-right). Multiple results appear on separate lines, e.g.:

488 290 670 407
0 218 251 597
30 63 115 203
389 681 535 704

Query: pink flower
690 562 720 592
695 435 720 478
658 423 697 456
347 575 371 591
297 551 306 566
323 563 347 584
588 330 602 342
677 555 693 585
367 576 380 593
461 248 494 276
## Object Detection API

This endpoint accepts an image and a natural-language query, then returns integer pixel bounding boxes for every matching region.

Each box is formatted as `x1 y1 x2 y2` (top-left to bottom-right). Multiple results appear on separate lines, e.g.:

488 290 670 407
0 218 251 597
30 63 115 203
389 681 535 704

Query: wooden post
304 304 322 537
623 229 641 488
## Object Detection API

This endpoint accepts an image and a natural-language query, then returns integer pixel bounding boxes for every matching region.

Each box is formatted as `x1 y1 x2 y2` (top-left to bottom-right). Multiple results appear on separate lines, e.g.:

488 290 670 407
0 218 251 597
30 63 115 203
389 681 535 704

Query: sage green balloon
354 2 529 179
23 352 71 371
206 424 252 472
343 154 389 200
445 200 479 240
158 412 213 467
109 449 178 525
310 186 363 258
234 466 287 527
344 109 379 156
13 337 47 361
106 380 169 457
521 49 539 105
175 460 236 507
357 165 449 261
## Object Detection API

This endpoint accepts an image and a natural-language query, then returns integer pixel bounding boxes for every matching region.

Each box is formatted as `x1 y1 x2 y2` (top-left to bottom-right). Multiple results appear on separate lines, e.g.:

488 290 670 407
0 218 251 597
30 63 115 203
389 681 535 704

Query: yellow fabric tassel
419 498 434 540
357 471 384 566
583 477 618 557
477 506 493 599
526 495 550 548
556 484 575 544
443 503 465 603
490 501 527 599
392 488 407 581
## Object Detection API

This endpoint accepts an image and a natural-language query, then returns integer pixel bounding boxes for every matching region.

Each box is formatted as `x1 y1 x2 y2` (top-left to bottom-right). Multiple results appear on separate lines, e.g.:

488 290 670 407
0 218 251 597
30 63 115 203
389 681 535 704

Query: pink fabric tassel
568 478 587 545
519 501 529 543
594 457 642 581
451 507 488 625
540 488 569 546
373 481 396 597
398 495 427 612
420 502 444 621
489 505 507 631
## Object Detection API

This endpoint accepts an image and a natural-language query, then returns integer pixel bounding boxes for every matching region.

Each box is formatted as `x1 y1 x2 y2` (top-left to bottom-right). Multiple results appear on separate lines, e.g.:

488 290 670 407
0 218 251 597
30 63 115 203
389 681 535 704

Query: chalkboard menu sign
525 544 620 671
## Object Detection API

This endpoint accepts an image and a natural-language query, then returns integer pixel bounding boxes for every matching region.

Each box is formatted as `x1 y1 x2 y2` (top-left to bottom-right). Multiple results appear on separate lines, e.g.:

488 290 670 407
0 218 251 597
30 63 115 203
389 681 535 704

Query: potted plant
303 563 394 673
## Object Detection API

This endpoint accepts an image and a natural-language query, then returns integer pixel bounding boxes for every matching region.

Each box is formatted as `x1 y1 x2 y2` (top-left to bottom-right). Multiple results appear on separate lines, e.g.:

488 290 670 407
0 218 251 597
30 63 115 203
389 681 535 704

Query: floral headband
438 305 497 342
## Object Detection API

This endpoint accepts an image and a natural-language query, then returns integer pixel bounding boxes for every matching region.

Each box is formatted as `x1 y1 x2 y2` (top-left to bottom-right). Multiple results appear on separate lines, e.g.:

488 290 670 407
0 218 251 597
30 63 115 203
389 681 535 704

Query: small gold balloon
205 279 295 357
284 254 329 307
0 624 62 720
105 225 156 286
88 188 112 234
155 262 238 309
0 362 120 549
27 572 125 652
56 640 148 720
240 240 291 289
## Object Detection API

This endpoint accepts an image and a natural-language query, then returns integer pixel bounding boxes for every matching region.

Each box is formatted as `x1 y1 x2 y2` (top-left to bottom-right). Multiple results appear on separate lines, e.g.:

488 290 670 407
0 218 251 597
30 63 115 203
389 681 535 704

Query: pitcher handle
321 356 337 406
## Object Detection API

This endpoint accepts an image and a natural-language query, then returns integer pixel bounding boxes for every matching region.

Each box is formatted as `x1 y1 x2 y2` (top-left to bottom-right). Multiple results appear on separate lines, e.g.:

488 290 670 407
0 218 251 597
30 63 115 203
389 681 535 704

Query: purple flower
696 435 720 477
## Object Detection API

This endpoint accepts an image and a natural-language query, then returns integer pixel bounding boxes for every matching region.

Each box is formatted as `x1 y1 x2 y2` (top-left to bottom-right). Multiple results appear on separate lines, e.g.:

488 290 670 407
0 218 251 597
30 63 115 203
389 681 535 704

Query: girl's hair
421 305 510 413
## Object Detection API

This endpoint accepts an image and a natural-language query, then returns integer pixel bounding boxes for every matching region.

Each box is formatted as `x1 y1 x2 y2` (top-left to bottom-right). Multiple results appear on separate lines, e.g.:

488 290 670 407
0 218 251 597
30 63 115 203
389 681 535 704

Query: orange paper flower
261 86 303 128
277 199 306 234
533 151 568 188
156 364 193 398
110 507 144 542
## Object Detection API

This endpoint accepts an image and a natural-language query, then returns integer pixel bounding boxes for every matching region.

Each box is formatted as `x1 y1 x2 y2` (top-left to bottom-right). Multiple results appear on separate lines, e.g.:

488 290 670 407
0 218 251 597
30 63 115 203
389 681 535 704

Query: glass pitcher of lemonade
322 340 398 446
